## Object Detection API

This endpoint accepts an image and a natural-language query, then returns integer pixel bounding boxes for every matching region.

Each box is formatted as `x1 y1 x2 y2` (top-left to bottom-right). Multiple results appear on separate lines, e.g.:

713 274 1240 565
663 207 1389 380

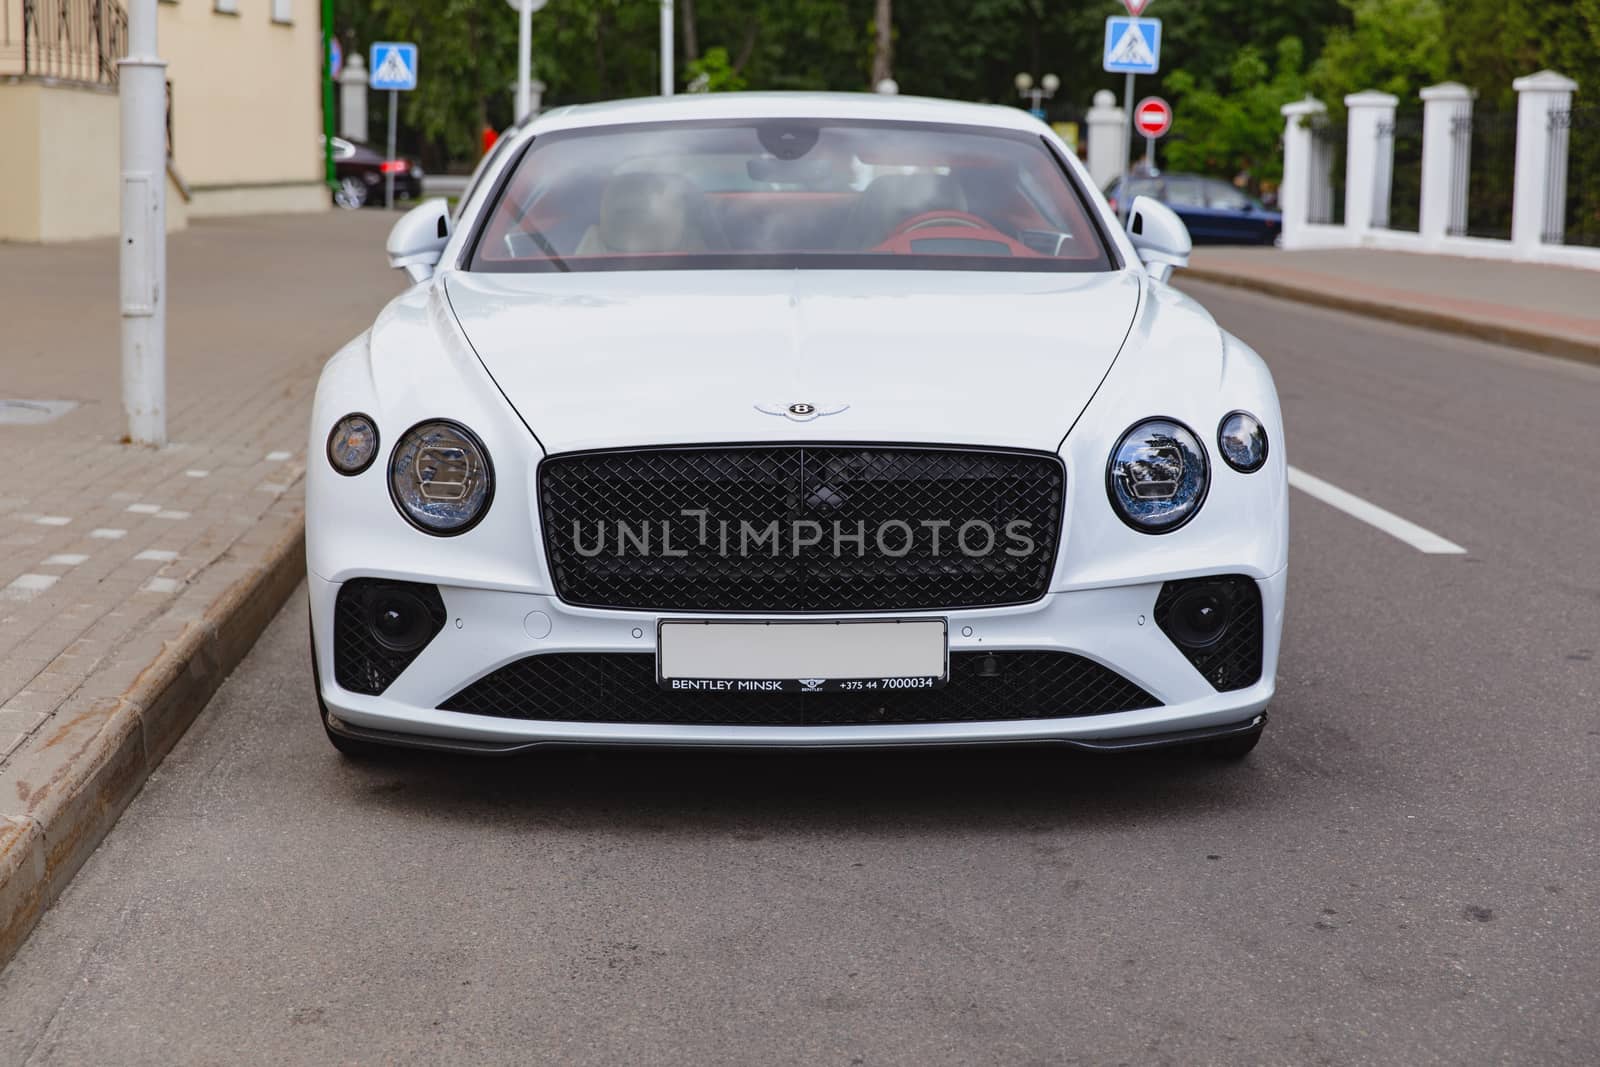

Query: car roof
521 92 1050 138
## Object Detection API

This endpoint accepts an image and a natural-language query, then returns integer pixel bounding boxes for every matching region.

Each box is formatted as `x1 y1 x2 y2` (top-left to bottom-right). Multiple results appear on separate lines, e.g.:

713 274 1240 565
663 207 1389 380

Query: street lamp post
517 0 532 121
660 0 674 96
1014 72 1060 118
506 0 547 124
119 0 167 447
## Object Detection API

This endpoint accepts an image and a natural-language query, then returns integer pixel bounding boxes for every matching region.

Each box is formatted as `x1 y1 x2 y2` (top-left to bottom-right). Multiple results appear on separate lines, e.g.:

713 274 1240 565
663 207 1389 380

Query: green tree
685 46 748 92
690 0 869 92
329 0 1595 178
1307 0 1448 108
1447 0 1599 106
1164 37 1307 187
337 0 521 167
1153 0 1345 96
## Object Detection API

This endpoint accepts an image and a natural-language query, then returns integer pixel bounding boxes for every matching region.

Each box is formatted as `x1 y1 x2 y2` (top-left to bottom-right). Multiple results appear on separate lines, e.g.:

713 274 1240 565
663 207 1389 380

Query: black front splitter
322 710 1269 758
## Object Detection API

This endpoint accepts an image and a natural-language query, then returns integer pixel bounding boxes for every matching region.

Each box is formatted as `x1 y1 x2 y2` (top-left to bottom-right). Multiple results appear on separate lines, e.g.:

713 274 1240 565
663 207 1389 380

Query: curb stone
0 497 307 969
1183 265 1600 367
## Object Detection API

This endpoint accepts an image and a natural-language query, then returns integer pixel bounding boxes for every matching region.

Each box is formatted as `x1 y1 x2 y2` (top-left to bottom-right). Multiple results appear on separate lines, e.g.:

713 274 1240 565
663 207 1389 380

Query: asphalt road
3 283 1598 1065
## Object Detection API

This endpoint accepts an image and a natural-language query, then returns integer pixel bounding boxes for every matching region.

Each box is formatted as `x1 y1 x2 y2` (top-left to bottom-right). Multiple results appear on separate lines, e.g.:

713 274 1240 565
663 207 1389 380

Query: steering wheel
886 210 997 238
871 209 1038 257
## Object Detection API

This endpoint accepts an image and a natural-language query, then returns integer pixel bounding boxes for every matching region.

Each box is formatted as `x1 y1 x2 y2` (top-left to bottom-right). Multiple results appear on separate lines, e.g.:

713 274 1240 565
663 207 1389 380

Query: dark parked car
322 136 424 209
1104 172 1281 246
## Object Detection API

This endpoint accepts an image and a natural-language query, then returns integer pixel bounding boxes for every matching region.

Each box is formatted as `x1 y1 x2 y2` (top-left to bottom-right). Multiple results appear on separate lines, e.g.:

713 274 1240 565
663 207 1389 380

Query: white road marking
184 470 209 478
142 577 182 595
1288 466 1467 555
43 554 88 566
155 510 190 520
3 574 58 600
265 451 291 462
126 503 161 514
135 549 178 562
89 528 126 539
32 515 71 526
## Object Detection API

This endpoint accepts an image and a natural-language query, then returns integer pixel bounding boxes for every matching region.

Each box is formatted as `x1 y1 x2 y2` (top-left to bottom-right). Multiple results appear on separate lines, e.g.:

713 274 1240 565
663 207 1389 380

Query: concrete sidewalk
0 211 398 965
1185 247 1600 363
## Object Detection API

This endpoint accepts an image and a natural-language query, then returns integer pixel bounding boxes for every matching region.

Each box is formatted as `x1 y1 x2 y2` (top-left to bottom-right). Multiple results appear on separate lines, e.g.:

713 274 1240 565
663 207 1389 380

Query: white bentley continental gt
307 93 1287 760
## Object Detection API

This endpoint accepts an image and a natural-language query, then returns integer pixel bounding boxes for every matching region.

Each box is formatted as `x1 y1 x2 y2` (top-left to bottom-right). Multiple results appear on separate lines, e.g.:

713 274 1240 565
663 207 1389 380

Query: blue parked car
1104 172 1282 246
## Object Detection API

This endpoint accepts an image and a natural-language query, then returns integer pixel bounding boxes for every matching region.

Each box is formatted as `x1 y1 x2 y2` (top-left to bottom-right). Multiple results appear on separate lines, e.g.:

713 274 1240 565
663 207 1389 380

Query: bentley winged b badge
755 401 850 422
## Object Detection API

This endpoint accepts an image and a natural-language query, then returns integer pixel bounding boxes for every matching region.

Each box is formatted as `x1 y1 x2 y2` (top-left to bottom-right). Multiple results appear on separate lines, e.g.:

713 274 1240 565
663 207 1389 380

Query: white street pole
660 0 674 96
1145 134 1155 171
506 0 545 120
516 0 532 121
119 0 167 447
385 89 397 209
1120 71 1135 224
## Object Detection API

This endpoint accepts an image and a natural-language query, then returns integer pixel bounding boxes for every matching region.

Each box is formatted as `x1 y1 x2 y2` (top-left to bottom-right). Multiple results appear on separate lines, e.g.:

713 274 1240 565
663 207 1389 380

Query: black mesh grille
539 446 1064 613
333 579 447 695
438 651 1157 726
1153 575 1264 692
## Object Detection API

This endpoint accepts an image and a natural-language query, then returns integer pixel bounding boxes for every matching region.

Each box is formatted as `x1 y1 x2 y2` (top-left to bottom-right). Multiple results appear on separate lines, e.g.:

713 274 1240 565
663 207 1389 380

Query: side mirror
1125 195 1191 284
387 198 452 283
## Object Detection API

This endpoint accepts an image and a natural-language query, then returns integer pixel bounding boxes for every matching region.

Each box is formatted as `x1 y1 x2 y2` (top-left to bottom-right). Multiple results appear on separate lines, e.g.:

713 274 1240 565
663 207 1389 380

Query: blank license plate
658 619 948 694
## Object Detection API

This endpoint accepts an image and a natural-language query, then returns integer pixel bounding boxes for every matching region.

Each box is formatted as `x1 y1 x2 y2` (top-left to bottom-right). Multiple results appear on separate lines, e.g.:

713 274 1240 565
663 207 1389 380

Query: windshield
467 119 1113 273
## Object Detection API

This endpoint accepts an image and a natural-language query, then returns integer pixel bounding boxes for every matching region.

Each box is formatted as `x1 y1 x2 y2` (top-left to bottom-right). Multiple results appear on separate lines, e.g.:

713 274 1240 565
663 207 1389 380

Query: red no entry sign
1135 96 1173 138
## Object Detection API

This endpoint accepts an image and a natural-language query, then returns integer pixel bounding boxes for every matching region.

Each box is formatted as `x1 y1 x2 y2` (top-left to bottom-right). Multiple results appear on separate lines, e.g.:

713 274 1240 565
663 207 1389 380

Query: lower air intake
439 651 1159 726
333 578 447 696
1153 575 1264 692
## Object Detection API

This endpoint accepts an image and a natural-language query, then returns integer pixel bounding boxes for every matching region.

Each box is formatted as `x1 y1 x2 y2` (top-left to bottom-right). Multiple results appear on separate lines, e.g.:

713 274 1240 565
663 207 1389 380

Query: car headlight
1106 418 1209 533
1217 411 1269 473
326 413 379 475
388 420 494 535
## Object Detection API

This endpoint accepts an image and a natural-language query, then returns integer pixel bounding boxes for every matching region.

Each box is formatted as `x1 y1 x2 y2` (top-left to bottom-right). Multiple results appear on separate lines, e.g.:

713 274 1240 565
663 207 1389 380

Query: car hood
443 270 1141 454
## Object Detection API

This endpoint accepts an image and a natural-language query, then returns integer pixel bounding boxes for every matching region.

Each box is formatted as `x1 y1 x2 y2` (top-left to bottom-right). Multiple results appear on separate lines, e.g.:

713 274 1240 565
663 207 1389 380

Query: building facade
0 0 326 242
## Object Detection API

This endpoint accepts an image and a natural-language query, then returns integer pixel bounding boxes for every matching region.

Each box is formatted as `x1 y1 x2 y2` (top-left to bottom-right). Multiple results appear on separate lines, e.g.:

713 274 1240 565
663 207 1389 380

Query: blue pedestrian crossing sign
1103 17 1161 75
370 42 419 92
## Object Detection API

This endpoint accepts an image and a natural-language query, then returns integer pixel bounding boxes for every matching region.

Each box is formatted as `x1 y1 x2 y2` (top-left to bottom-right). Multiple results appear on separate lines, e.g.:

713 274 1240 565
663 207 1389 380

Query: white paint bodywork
444 270 1140 453
307 93 1289 750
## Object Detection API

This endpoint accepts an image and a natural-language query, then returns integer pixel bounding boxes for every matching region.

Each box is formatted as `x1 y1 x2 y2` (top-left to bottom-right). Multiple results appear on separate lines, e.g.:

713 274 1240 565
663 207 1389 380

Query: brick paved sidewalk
1185 247 1600 362
0 211 398 959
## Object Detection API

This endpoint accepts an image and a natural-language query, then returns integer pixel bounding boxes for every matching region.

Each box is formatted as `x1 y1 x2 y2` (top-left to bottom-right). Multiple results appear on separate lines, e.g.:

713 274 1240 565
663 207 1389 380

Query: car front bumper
310 567 1285 751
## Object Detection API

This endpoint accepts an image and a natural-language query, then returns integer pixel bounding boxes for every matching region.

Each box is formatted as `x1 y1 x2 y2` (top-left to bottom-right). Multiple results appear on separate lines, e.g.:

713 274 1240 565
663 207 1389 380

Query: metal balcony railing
0 0 128 88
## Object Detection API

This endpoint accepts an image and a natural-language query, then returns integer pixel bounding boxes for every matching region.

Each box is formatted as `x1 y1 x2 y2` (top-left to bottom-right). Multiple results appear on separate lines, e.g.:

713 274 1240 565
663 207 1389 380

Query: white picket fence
1278 71 1598 270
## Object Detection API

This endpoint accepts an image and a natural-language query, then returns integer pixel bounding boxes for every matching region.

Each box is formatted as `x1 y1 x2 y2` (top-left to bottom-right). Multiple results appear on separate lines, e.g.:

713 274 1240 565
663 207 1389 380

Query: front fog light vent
1153 575 1263 692
333 578 447 695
